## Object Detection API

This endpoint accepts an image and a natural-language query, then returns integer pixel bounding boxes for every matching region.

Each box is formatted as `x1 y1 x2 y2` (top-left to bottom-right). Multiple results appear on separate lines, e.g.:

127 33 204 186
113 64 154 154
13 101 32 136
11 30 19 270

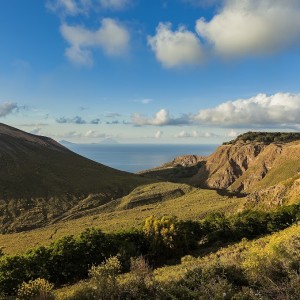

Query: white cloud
0 102 18 117
175 130 192 138
47 0 131 16
148 22 205 68
192 130 217 138
84 130 107 138
99 0 131 10
227 129 239 138
194 93 300 128
132 109 190 126
196 0 300 57
175 130 217 138
154 130 163 139
60 131 83 138
29 128 44 135
46 0 91 16
131 93 300 129
60 18 130 65
226 129 239 138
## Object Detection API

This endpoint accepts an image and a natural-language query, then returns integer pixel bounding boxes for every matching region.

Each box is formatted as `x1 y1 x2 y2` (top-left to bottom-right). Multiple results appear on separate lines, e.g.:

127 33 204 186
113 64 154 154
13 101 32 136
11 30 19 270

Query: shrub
143 215 200 261
17 278 54 300
119 256 155 299
88 256 121 299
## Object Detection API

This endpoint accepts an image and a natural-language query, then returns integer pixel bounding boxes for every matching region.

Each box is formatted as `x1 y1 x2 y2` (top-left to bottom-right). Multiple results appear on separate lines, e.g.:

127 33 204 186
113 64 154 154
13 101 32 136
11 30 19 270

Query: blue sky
1 0 300 144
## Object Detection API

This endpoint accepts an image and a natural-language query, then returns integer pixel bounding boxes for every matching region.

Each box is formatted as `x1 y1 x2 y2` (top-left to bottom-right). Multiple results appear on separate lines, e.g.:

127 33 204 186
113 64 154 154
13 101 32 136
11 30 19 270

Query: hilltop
223 131 300 145
0 123 151 233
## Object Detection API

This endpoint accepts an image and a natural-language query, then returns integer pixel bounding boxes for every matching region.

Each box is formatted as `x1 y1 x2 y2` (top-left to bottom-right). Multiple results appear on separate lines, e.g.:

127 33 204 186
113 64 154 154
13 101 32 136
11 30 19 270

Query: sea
65 143 218 173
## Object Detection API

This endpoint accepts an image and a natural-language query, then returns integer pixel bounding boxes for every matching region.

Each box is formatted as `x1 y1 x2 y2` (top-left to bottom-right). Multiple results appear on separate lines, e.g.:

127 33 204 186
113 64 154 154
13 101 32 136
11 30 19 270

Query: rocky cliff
192 140 300 192
142 133 300 198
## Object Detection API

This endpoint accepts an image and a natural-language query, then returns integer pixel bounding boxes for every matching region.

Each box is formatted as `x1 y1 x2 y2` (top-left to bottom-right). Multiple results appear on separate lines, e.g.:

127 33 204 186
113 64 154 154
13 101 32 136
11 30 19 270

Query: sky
1 0 300 144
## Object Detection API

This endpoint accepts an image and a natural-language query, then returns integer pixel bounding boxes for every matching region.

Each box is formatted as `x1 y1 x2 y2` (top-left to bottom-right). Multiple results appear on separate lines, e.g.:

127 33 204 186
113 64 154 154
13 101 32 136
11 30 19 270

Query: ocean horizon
63 143 218 173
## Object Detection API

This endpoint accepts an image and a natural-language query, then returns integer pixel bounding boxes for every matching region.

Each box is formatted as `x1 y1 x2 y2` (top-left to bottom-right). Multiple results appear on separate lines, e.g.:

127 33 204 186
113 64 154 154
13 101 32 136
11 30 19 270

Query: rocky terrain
142 132 300 207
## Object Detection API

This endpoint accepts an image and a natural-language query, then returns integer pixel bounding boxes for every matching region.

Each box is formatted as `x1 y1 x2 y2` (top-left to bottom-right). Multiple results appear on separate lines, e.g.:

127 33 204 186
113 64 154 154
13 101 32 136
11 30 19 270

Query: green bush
17 278 54 300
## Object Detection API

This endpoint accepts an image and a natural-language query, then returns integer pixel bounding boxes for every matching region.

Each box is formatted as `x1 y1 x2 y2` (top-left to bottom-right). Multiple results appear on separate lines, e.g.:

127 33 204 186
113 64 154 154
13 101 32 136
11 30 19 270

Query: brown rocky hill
0 123 151 233
142 132 300 196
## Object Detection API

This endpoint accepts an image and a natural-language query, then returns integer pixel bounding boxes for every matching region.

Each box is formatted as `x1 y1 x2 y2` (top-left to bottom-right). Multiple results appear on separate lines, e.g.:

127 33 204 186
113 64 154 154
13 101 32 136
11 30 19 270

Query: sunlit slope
0 182 244 255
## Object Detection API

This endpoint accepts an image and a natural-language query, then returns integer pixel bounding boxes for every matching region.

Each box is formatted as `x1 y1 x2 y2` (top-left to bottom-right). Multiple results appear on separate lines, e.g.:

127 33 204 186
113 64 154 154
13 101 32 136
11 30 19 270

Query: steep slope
0 123 151 233
192 140 300 191
190 142 268 189
245 174 300 209
141 132 300 196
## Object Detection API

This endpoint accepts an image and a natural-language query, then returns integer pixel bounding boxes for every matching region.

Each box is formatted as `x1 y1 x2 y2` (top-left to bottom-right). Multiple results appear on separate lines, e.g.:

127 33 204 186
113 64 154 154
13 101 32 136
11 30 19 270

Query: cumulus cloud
60 18 130 66
196 0 300 57
0 102 19 117
132 109 190 126
56 116 87 124
154 130 163 139
148 23 205 68
131 93 300 129
91 118 101 124
194 93 300 128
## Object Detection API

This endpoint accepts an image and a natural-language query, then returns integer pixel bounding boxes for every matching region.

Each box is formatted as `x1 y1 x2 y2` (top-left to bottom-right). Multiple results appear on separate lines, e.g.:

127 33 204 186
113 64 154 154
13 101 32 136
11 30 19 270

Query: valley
0 126 299 299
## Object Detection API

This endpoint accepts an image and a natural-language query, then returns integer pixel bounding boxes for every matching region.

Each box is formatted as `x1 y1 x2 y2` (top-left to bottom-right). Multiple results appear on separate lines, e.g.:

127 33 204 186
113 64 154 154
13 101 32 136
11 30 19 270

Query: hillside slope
141 132 300 197
0 123 151 233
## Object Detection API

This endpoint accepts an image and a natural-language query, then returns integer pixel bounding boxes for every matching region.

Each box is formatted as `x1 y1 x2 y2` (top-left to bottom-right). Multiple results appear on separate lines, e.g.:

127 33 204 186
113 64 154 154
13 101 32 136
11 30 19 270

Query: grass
0 182 245 255
255 158 300 191
153 221 300 284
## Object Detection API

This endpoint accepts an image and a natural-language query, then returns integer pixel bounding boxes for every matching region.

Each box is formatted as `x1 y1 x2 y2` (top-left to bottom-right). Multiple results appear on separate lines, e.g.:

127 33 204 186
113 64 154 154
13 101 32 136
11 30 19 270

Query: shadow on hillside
215 189 248 198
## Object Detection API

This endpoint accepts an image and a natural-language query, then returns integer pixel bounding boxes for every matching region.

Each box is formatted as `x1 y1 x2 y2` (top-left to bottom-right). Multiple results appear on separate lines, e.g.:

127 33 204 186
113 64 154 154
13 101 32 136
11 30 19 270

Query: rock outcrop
191 140 300 192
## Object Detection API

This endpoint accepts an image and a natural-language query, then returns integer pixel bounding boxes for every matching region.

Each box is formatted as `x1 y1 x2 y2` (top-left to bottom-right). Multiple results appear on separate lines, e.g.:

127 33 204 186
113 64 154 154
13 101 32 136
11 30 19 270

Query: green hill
0 123 151 233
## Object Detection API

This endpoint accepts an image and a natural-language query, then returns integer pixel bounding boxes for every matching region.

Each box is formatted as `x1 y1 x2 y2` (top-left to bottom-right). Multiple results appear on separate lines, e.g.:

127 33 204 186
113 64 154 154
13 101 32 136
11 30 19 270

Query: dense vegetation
224 131 300 145
57 223 300 300
1 203 300 297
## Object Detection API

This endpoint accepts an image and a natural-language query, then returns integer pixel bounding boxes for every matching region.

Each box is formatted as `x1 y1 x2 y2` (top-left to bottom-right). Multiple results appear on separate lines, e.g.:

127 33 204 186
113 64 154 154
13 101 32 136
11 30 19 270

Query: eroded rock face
141 140 300 194
191 141 300 192
191 142 268 189
165 155 206 168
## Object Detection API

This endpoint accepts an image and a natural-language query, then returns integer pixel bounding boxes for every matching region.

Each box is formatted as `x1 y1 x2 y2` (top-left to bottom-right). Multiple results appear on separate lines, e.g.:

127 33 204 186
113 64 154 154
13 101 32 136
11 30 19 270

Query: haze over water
66 144 218 173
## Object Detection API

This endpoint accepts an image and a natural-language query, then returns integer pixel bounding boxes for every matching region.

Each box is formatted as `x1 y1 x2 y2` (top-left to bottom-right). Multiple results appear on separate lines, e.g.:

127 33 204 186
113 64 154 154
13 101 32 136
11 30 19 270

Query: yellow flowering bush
17 278 54 300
